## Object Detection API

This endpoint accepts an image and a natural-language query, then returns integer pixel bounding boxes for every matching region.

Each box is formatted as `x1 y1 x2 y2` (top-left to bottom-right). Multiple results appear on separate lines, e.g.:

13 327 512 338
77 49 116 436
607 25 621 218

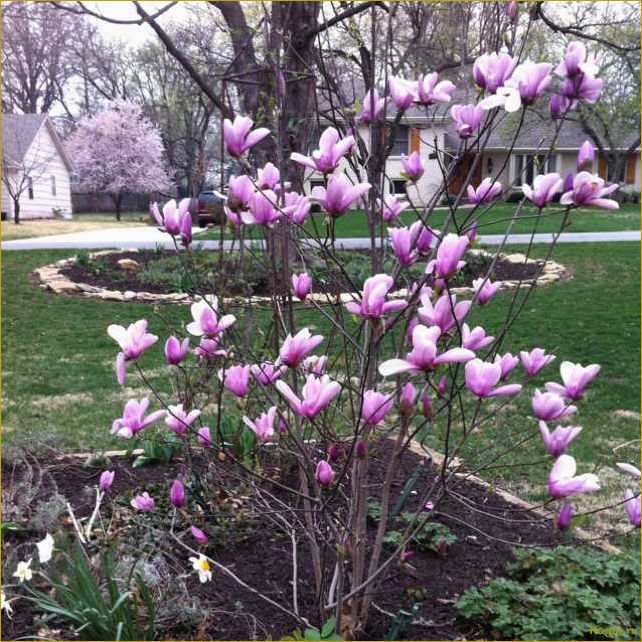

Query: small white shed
1 113 73 220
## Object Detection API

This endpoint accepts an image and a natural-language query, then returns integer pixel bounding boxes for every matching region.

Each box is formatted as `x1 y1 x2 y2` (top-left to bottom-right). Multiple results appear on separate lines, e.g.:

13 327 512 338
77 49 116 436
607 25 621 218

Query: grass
1 211 149 241
198 202 641 241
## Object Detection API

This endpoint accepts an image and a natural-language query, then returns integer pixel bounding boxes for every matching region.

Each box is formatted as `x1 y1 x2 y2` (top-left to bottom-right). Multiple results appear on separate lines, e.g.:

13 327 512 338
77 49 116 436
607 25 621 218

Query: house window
27 178 34 200
513 153 558 185
391 179 407 195
51 175 57 196
390 125 409 156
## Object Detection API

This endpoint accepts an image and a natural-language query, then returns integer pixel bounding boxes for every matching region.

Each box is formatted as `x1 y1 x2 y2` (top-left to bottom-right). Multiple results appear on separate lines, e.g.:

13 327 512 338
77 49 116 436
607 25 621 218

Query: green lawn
198 202 640 240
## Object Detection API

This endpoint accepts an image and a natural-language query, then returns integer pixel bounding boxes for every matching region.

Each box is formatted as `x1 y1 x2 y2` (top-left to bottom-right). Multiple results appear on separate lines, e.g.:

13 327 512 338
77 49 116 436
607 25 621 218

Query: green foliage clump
282 617 343 640
456 546 640 640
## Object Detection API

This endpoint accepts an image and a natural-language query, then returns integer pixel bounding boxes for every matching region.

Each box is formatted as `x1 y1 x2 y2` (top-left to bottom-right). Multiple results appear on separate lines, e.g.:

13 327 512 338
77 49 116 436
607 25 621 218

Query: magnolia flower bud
99 470 115 492
170 480 186 508
556 503 573 531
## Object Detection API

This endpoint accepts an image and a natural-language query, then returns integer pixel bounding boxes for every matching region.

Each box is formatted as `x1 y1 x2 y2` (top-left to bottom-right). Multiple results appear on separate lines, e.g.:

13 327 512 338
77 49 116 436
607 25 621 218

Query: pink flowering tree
39 5 638 637
66 100 172 220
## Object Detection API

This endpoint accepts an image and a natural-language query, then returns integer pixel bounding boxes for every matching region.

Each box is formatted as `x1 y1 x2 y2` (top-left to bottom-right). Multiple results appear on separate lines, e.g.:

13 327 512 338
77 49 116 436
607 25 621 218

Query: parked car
197 190 226 227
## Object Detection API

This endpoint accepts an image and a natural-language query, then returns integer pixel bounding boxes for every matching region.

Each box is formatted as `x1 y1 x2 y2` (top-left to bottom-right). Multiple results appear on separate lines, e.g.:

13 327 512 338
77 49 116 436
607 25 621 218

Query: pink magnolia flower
165 404 201 435
388 77 415 110
292 273 312 300
532 389 577 422
494 352 519 379
400 550 415 563
111 398 165 439
361 390 394 426
327 443 344 462
576 141 595 172
315 460 335 486
472 277 501 305
165 336 190 366
191 525 209 545
399 382 417 416
556 503 573 531
152 198 191 235
218 365 251 398
251 362 286 386
461 323 494 350
539 421 583 457
624 490 641 527
426 233 469 279
355 439 368 459
549 94 568 120
108 320 158 365
99 470 115 492
473 52 518 93
302 355 327 375
464 359 523 397
413 72 455 105
257 162 281 190
359 88 385 124
197 426 212 447
223 115 270 157
520 348 556 376
617 463 641 479
562 72 603 104
180 211 192 247
376 194 410 223
560 171 619 209
170 480 186 508
186 296 236 337
506 1 518 22
278 328 324 367
557 41 599 79
291 126 354 174
465 221 478 243
379 324 475 376
195 337 226 360
480 61 552 112
389 226 418 267
401 152 424 182
242 189 282 226
450 104 485 139
467 178 502 204
224 206 241 228
548 454 600 499
243 406 277 443
227 175 254 212
437 375 448 396
131 492 155 511
522 173 563 208
345 274 407 320
283 192 311 224
545 361 600 401
417 291 471 333
275 374 341 419
414 222 436 253
311 173 371 217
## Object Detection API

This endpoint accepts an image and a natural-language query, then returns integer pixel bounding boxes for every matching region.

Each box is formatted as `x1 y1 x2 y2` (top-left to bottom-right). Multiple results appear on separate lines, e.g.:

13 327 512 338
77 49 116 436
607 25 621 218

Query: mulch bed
1 439 563 640
60 250 544 298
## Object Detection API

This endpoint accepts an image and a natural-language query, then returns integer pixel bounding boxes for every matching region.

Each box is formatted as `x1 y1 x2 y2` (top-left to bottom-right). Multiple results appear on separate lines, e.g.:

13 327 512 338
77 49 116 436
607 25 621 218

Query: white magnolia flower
36 533 55 564
1 592 13 618
13 559 32 583
189 554 213 583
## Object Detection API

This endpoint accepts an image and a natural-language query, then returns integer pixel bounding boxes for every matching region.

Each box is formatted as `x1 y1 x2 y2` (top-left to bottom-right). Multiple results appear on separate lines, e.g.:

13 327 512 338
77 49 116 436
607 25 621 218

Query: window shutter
626 152 637 185
598 153 607 179
410 128 421 154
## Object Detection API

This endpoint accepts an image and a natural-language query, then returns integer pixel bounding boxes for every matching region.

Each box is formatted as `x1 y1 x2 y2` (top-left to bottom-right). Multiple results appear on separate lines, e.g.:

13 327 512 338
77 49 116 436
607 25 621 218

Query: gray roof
2 113 48 164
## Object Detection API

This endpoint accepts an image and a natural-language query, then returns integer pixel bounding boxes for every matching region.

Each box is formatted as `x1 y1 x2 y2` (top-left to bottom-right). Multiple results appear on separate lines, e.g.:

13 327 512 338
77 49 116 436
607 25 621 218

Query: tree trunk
112 194 123 221
12 196 20 225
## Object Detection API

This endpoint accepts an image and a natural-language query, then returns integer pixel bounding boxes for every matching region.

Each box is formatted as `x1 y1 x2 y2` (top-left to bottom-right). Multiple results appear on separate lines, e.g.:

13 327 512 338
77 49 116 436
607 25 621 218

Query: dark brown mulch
1 438 564 641
59 250 545 299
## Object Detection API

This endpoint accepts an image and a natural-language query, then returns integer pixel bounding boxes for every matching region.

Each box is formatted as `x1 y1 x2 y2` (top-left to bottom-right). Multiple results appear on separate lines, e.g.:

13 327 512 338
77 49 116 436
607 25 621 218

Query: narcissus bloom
170 480 186 508
152 198 191 235
292 272 312 300
388 77 415 110
311 173 371 217
99 470 115 492
520 348 556 376
531 389 577 422
189 554 213 583
624 490 641 527
361 390 394 426
131 492 155 511
473 277 501 305
545 361 600 400
461 323 494 350
291 126 354 174
417 291 471 333
279 328 324 367
1 592 13 617
275 374 341 419
426 233 469 279
165 336 190 365
473 52 518 93
522 173 563 208
450 104 485 139
218 365 251 398
467 178 502 204
243 406 278 443
548 454 600 499
359 88 385 124
376 194 410 223
315 460 336 486
345 274 407 320
251 362 286 385
191 526 209 545
13 559 32 583
112 398 165 439
413 72 455 105
379 324 475 376
576 141 595 172
242 189 282 226
401 152 424 182
539 421 583 457
187 295 236 337
36 533 54 564
223 115 270 157
464 359 523 398
560 172 619 209
165 404 201 435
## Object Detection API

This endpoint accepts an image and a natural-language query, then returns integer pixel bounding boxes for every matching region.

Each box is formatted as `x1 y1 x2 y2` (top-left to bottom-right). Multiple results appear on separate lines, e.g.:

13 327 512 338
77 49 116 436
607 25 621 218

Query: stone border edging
34 248 571 306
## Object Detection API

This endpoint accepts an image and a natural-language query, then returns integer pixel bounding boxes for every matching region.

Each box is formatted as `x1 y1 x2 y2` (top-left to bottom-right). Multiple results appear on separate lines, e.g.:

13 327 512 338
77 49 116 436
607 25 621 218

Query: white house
1 113 73 220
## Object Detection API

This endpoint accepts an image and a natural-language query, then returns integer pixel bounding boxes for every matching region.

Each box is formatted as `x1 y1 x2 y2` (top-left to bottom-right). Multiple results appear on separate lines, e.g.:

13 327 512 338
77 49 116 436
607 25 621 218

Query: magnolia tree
66 100 172 220
14 3 640 637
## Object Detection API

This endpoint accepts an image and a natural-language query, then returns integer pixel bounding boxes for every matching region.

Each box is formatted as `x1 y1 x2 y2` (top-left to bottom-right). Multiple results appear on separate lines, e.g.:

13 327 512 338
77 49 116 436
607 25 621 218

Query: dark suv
196 190 226 227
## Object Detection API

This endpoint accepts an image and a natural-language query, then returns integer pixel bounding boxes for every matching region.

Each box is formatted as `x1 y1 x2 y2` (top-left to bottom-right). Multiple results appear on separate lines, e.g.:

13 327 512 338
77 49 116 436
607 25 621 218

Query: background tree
66 101 172 220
